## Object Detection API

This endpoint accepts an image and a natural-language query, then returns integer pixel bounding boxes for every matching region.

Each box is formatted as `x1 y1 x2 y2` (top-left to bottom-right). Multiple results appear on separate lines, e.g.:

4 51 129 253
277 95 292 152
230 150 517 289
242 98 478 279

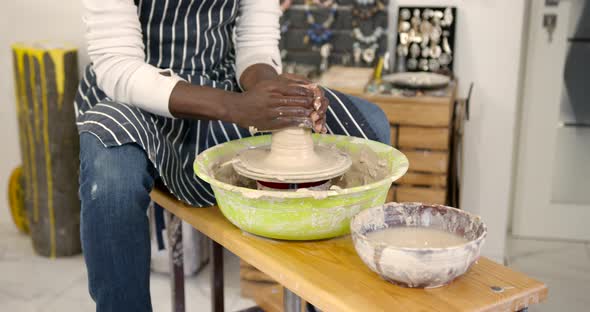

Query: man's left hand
278 73 329 133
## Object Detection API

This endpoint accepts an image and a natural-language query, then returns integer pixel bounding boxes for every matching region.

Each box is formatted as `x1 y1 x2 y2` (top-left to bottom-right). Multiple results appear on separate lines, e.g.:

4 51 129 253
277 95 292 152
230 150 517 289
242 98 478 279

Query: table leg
165 210 186 312
283 288 302 312
211 240 224 312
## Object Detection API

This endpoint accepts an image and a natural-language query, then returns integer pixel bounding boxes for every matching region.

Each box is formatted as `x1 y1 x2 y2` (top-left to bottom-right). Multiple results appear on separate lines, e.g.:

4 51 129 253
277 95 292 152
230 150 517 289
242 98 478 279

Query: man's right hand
225 79 316 131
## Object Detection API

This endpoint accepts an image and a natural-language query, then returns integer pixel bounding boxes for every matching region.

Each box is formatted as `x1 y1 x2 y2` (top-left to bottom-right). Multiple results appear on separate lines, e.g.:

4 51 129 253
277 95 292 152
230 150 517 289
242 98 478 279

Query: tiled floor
506 236 590 311
1 216 589 311
0 219 255 312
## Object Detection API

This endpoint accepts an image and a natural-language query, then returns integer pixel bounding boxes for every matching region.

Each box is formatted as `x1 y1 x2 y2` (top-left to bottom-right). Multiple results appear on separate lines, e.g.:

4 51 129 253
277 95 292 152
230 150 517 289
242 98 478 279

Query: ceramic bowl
350 202 487 288
194 134 408 240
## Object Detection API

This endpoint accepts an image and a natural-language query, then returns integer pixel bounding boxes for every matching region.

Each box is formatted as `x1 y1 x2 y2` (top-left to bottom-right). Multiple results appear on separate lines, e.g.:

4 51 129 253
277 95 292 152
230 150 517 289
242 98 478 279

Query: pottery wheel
232 127 352 184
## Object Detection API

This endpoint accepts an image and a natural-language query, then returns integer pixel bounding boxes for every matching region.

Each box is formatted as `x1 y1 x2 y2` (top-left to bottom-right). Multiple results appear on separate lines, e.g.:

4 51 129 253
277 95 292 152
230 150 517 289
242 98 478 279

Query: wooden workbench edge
150 189 355 312
151 189 549 312
482 282 548 312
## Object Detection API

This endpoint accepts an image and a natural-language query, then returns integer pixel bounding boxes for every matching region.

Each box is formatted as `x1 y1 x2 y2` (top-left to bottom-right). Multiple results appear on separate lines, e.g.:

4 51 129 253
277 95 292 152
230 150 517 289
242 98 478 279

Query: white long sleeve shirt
83 0 282 118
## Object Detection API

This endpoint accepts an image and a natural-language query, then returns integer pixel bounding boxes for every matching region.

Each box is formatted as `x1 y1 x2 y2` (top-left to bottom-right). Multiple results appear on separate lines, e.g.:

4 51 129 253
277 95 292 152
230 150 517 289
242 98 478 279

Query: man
76 0 390 310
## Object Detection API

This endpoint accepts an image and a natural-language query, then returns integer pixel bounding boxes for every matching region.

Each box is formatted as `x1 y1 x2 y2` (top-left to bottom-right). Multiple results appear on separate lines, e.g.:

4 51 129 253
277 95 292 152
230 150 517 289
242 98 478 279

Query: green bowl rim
194 134 409 199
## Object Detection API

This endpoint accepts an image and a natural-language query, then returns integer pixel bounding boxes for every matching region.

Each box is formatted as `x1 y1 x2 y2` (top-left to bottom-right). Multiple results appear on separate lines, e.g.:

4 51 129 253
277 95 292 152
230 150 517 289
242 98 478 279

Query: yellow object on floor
8 166 29 234
12 43 80 257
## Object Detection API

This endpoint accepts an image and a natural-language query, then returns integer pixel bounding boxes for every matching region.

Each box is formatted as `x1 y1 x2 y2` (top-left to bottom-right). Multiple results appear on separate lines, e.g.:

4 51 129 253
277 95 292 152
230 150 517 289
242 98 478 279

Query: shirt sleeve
234 0 283 89
83 0 182 117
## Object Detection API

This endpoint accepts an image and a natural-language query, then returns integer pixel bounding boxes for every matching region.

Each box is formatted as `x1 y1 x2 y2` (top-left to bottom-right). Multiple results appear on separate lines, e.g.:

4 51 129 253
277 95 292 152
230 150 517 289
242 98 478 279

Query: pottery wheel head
232 145 352 184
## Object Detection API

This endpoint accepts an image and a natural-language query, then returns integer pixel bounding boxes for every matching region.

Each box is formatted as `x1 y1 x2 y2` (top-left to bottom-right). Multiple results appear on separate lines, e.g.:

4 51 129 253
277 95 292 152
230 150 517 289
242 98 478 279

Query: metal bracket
283 288 302 312
465 82 474 121
165 210 186 312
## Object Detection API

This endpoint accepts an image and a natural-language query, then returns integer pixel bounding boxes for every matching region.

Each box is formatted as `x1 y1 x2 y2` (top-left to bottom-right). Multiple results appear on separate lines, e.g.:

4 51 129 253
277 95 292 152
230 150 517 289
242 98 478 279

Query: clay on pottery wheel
232 127 352 183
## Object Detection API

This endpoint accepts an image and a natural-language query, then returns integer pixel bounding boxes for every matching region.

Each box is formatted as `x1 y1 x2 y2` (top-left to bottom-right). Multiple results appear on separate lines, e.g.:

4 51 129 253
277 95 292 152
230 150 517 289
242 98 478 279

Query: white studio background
389 0 529 262
0 0 87 225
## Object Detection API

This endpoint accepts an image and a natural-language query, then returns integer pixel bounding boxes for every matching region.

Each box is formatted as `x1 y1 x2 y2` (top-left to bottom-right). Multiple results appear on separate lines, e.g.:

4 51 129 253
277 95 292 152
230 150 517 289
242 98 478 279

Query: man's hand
240 65 330 133
277 73 329 133
225 79 316 131
169 66 330 133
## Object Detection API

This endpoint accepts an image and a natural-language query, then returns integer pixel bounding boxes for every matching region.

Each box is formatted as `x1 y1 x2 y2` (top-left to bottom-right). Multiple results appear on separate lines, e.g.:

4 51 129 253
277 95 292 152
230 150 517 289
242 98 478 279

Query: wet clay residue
210 141 388 191
366 227 469 248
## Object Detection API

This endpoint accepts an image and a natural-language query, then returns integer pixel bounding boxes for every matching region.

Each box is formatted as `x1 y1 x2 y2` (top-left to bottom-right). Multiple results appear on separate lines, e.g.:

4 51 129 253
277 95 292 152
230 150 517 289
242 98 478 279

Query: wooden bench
150 188 547 312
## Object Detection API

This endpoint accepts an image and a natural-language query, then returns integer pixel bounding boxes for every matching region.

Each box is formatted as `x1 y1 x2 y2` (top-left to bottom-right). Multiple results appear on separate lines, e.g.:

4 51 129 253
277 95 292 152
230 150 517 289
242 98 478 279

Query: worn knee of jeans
79 133 154 221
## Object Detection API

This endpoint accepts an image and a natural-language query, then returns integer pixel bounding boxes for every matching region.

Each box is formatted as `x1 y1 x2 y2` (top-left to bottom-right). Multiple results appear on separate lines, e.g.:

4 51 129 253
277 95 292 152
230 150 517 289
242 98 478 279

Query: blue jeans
79 96 389 311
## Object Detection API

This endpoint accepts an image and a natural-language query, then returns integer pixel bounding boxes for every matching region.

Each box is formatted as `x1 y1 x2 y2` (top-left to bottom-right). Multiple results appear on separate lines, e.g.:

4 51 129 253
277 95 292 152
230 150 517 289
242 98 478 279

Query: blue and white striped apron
74 0 378 207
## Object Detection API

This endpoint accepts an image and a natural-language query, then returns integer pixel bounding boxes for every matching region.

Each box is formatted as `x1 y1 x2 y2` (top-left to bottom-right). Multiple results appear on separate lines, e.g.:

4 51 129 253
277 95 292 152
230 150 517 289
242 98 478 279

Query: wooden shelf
398 126 450 150
402 149 449 174
322 69 458 206
396 185 447 204
376 100 453 127
398 171 447 187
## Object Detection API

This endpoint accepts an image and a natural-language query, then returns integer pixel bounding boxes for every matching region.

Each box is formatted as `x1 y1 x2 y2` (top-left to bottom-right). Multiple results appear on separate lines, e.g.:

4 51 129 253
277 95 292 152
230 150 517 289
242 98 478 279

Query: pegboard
280 0 389 73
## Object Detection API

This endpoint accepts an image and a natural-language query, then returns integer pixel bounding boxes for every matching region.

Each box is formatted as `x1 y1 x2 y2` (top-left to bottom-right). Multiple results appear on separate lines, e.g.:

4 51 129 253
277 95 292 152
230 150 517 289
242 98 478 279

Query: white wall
393 0 528 262
0 1 527 261
0 0 87 224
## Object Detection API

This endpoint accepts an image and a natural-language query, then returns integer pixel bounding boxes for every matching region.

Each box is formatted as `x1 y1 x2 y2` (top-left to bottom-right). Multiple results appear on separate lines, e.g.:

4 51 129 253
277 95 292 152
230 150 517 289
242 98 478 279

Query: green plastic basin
194 134 408 240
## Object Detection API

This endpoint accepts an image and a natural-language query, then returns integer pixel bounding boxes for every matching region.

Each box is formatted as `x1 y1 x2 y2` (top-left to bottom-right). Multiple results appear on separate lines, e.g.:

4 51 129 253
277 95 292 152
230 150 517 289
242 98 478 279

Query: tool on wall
543 13 557 43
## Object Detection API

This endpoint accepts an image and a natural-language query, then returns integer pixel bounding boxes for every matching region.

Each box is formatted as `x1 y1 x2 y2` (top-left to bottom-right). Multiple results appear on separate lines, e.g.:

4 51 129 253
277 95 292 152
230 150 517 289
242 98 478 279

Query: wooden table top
152 189 547 312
